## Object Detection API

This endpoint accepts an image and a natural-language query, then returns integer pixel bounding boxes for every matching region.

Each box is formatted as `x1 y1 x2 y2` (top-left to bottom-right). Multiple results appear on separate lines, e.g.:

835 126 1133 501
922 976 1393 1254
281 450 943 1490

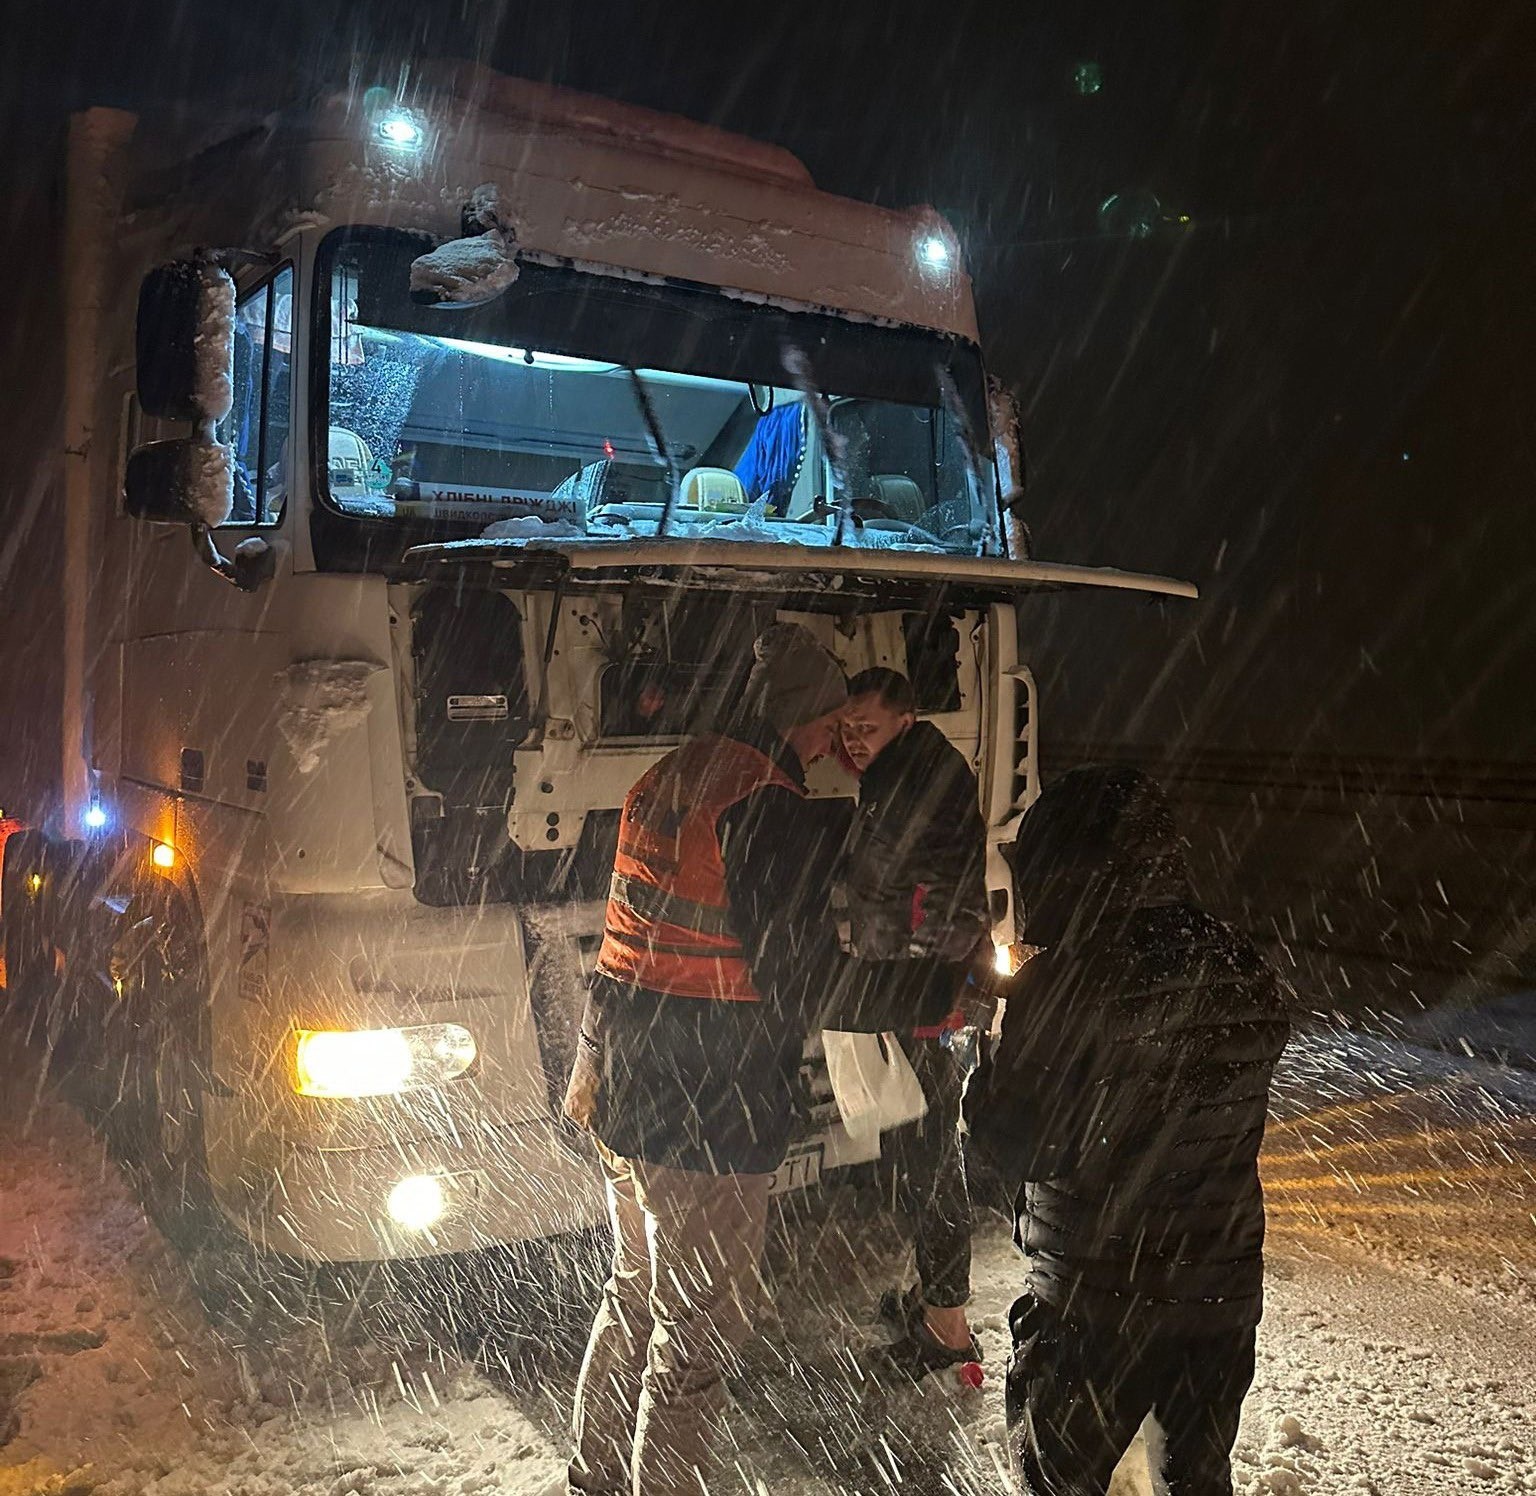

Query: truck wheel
2 830 55 1002
110 894 215 1247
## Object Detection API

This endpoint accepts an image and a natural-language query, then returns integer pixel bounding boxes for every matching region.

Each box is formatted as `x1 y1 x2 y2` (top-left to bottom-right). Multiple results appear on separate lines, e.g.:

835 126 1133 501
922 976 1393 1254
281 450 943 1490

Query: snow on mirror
317 227 995 556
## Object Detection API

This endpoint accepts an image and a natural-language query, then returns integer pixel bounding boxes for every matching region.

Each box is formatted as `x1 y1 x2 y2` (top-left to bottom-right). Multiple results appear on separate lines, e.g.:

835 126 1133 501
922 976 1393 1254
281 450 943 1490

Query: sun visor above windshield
399 536 1199 609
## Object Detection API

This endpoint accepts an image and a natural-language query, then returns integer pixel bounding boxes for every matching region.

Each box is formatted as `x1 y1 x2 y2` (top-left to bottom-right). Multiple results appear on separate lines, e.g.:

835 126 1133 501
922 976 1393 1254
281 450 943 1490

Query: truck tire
108 891 215 1249
2 830 55 1002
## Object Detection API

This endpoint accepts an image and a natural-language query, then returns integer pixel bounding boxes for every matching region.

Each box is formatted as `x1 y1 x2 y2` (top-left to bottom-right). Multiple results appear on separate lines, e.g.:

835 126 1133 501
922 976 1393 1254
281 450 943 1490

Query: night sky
3 2 1534 952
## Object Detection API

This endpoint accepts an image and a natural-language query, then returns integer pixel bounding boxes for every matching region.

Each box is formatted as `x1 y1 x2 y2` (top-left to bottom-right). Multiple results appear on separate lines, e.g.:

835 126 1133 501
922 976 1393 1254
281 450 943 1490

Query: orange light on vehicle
992 941 1041 978
151 841 176 870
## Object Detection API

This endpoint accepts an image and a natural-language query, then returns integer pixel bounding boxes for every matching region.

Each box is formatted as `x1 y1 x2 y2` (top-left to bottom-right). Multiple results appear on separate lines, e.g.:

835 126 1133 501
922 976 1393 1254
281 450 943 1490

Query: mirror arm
190 522 239 585
188 523 273 592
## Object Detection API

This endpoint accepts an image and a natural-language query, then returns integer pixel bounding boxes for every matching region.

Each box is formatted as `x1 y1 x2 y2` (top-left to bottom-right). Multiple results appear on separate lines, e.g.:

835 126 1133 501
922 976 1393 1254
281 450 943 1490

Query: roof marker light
377 111 424 151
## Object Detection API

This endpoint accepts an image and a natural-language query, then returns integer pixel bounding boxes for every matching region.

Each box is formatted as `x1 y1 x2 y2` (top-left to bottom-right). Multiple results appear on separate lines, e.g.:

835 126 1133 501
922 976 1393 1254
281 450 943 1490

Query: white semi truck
1 65 1194 1263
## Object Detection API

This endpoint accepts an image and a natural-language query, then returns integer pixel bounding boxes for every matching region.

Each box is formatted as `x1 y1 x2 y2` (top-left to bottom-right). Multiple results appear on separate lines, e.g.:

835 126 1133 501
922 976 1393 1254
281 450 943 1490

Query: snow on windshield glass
318 229 994 555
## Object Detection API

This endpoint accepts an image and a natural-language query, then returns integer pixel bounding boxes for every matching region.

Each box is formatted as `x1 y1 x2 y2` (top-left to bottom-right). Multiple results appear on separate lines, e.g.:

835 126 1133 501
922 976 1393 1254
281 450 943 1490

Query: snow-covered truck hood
400 536 1199 603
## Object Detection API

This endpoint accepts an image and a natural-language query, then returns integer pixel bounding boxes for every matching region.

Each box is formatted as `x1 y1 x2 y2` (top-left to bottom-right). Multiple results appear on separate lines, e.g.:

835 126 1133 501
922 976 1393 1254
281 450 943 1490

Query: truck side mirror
124 438 232 528
127 258 275 590
123 440 276 591
135 260 236 424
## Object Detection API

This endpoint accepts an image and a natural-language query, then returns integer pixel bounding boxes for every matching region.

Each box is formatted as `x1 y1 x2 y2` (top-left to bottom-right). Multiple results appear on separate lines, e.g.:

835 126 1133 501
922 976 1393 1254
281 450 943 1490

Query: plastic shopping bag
822 1029 928 1144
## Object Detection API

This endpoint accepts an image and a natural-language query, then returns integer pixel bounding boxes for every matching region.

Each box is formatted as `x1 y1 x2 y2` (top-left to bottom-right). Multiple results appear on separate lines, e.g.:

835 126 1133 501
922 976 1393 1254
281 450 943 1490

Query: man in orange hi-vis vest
565 622 849 1496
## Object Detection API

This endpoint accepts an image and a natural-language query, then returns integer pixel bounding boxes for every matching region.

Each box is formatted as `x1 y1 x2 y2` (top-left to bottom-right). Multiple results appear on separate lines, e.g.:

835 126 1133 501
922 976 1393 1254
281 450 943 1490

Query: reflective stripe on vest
608 872 738 940
595 734 801 1001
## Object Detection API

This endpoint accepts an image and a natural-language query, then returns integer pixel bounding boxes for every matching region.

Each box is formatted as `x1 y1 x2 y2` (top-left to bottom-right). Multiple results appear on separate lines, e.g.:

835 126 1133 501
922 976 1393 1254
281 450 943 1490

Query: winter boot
876 1283 925 1337
873 1289 982 1384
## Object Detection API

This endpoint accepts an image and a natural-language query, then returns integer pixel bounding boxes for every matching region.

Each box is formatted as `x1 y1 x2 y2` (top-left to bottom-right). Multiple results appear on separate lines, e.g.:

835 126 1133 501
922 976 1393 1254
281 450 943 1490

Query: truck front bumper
216 1113 607 1263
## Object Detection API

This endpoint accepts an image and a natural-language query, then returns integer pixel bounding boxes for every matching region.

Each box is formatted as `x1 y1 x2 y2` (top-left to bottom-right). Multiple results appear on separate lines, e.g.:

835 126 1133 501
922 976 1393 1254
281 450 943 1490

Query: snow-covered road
1 1026 1533 1496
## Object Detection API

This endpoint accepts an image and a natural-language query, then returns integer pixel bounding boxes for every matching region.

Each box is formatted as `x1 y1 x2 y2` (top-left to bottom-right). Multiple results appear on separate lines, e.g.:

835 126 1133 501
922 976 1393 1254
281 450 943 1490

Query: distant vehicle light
293 1023 477 1098
151 841 176 870
83 804 107 830
919 236 951 269
387 1173 446 1231
26 872 43 897
377 111 424 151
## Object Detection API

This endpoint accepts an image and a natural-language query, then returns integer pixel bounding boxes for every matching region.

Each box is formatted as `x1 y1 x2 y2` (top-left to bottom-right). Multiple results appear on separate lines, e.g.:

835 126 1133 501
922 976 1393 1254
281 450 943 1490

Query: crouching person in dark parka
963 767 1290 1496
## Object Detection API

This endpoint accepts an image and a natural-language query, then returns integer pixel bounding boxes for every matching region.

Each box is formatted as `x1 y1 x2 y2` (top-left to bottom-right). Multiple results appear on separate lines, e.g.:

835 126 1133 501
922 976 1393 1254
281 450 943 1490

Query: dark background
3 1 1534 1012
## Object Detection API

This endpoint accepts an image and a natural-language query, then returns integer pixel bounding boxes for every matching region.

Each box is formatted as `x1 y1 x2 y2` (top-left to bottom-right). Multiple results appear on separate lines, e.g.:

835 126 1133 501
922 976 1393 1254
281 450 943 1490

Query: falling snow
0 1016 1532 1494
2 11 1534 1496
275 661 381 774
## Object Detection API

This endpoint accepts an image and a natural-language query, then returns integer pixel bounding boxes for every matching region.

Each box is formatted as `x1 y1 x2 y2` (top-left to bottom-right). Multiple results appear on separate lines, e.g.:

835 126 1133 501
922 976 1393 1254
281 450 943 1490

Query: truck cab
8 66 1194 1263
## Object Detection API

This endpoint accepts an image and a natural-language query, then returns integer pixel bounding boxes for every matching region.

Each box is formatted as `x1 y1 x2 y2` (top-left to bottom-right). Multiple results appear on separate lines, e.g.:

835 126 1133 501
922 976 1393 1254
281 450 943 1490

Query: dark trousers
1005 1293 1255 1496
889 1034 972 1309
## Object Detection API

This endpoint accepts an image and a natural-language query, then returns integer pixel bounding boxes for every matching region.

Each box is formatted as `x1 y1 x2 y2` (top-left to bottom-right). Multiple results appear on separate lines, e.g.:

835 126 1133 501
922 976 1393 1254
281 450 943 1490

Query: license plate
769 1142 824 1197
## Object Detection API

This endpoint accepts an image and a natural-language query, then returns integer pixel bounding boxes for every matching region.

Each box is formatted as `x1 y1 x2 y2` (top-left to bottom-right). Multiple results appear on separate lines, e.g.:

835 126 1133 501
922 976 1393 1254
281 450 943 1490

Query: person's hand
956 982 996 1033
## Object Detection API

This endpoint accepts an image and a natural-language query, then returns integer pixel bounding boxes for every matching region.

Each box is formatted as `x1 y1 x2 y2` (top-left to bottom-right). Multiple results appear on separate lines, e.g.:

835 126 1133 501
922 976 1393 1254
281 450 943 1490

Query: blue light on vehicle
83 803 108 831
377 112 425 151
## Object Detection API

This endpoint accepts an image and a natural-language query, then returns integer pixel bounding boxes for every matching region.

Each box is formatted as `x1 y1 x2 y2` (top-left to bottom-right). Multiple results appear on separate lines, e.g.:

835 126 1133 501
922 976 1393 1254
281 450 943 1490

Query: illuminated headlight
918 234 951 270
387 1173 446 1231
293 1024 476 1098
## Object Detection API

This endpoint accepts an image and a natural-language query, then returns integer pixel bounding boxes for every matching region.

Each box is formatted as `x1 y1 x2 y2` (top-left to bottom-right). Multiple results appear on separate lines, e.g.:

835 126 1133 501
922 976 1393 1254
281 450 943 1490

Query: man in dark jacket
964 766 1289 1496
838 668 991 1375
564 622 849 1496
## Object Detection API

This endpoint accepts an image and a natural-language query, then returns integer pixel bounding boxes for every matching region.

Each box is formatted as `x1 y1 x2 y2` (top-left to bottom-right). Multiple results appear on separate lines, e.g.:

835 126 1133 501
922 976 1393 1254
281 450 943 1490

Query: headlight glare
992 941 1041 979
293 1024 476 1098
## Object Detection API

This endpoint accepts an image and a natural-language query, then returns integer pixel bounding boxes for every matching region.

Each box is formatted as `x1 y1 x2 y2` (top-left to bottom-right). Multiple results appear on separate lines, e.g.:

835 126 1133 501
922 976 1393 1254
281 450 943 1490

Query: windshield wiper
936 364 998 558
781 346 855 546
625 368 682 537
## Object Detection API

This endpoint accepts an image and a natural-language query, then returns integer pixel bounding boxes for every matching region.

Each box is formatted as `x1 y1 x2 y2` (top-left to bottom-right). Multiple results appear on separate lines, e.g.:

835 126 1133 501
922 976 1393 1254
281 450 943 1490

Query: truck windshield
314 228 996 557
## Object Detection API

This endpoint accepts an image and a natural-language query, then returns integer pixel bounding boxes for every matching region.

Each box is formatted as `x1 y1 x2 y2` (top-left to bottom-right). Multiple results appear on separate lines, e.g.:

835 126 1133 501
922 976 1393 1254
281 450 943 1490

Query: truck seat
679 467 748 513
870 474 925 523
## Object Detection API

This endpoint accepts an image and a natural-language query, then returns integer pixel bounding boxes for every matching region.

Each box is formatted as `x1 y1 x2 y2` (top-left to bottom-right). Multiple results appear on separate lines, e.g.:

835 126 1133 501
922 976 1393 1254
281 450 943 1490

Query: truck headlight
387 1172 446 1231
293 1024 476 1098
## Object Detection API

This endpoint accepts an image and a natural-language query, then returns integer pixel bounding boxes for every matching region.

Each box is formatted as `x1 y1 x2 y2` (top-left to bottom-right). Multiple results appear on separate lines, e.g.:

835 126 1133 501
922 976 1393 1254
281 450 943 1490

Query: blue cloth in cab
733 405 804 515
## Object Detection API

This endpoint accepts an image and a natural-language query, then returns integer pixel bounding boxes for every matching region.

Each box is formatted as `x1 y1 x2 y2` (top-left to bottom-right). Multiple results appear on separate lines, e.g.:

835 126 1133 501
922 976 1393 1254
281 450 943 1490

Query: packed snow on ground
1 1026 1534 1495
1402 992 1536 1072
274 660 381 775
